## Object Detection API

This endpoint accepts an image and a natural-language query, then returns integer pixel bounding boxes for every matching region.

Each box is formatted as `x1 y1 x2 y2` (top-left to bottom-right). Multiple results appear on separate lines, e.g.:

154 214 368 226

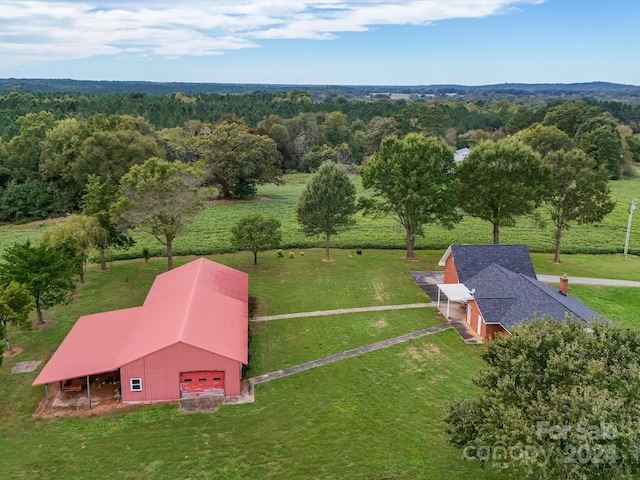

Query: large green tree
231 213 282 265
189 121 282 199
542 100 603 137
360 133 460 259
296 162 356 261
542 149 615 263
518 124 574 157
41 214 107 282
82 174 133 270
0 281 33 356
574 114 625 179
445 318 640 480
457 138 547 244
364 116 398 157
116 157 203 270
0 240 76 325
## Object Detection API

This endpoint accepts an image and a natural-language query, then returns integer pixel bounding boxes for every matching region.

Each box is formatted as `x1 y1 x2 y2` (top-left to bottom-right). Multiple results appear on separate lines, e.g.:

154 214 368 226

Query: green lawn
0 251 514 479
0 247 636 479
530 252 640 281
249 308 443 376
568 285 640 329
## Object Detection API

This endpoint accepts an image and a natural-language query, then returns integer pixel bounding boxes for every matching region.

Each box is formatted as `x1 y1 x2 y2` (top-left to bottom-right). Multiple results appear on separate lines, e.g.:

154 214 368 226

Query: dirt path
252 303 435 322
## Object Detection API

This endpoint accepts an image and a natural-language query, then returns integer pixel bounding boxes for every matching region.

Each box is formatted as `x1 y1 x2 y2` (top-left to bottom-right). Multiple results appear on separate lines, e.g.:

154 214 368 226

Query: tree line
0 92 637 224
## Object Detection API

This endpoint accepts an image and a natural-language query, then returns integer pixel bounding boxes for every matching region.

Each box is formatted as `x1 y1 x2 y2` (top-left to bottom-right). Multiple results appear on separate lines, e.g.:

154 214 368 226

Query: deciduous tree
457 138 547 244
0 240 76 325
116 157 203 270
41 214 107 282
542 149 615 263
82 174 133 270
189 121 281 199
0 281 33 356
296 162 356 261
518 124 574 157
231 213 282 265
360 134 460 259
445 318 640 480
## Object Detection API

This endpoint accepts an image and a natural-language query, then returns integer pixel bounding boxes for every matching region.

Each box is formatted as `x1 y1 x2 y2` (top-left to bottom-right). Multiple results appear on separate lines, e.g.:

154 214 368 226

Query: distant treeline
1 78 640 101
0 88 639 223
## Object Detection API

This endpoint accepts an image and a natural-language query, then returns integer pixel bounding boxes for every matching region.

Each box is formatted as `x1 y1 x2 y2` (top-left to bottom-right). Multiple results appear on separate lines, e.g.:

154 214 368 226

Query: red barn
33 258 248 403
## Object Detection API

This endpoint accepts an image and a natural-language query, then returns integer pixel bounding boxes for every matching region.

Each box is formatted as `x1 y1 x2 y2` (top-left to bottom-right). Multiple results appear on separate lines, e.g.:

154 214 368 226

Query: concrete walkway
537 274 640 288
249 323 451 385
252 303 435 322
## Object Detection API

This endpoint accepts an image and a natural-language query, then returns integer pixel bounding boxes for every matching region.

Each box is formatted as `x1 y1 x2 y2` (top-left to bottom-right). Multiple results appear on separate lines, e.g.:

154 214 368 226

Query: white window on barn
130 378 142 391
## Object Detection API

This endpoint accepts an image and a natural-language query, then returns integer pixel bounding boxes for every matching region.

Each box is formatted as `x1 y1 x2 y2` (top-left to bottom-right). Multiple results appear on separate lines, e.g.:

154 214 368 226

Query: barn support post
87 375 91 409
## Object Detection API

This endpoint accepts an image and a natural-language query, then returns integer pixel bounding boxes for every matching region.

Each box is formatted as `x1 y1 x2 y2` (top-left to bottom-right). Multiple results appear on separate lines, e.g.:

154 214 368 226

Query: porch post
446 299 450 319
87 375 91 409
437 288 441 307
45 384 49 412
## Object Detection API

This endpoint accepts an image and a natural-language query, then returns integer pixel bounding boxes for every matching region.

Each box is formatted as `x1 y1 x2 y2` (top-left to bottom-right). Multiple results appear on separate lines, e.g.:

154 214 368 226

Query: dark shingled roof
465 264 602 330
451 244 536 283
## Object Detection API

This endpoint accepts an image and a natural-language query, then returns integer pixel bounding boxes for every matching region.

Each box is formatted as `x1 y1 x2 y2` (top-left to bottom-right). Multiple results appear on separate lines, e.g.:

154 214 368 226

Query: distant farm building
454 147 470 162
33 258 248 403
437 244 600 340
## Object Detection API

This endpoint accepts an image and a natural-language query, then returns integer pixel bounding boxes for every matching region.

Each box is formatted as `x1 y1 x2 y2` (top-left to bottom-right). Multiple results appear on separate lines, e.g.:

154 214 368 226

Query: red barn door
180 371 225 397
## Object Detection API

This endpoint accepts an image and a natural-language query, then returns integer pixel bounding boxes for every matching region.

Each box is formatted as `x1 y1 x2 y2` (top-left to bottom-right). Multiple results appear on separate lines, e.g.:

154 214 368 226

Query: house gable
440 244 536 284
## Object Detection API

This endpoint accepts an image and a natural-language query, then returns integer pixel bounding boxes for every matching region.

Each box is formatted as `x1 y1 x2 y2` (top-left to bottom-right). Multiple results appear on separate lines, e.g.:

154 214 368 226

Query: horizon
1 1 639 85
2 78 638 89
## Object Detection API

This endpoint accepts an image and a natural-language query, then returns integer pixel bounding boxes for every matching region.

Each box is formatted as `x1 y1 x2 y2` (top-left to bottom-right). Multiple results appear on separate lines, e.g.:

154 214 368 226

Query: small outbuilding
33 258 248 403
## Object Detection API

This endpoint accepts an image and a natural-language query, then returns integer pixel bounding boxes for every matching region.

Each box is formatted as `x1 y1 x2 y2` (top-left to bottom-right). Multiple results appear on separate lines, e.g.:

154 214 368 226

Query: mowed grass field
0 250 509 480
1 248 638 478
3 173 640 259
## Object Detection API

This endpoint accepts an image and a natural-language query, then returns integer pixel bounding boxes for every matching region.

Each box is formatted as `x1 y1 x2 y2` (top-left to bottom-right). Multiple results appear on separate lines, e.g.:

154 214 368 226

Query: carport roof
436 283 474 302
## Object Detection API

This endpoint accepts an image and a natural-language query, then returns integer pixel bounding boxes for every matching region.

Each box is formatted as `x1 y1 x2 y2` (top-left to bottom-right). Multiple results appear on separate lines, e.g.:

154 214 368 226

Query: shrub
141 247 151 263
276 249 284 258
289 251 295 258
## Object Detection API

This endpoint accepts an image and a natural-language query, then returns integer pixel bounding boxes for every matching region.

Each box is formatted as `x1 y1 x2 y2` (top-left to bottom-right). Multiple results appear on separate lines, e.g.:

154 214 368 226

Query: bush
141 247 151 262
276 249 284 258
289 251 295 258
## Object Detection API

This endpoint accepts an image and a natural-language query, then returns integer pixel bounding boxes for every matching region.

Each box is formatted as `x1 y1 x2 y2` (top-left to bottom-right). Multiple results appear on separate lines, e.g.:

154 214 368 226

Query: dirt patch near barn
3 347 23 360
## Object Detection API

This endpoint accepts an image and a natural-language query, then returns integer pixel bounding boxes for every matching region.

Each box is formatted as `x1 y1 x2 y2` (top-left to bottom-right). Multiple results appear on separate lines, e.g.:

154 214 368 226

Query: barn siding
120 343 242 403
443 256 459 284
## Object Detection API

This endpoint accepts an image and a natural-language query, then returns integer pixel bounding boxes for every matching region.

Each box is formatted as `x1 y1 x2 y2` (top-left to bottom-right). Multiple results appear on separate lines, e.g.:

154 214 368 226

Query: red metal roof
33 258 248 385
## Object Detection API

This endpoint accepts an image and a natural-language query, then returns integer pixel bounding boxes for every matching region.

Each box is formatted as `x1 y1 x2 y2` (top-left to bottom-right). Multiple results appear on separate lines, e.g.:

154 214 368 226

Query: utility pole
624 198 637 259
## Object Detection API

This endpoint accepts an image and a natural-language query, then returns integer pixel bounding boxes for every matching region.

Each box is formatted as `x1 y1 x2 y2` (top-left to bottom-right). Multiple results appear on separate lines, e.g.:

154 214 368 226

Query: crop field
3 173 639 260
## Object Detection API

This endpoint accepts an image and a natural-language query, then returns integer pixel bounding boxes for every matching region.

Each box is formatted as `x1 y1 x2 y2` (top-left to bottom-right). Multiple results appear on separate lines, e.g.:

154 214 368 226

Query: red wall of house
443 255 459 284
466 300 507 340
483 323 507 340
466 299 481 334
120 342 242 403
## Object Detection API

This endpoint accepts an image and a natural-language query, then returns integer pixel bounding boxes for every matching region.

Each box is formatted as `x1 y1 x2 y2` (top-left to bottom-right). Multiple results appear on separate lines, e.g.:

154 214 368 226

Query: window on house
130 378 142 391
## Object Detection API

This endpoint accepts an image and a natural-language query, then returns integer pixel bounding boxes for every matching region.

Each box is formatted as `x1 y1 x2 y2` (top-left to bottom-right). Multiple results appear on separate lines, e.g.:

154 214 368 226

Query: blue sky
0 0 638 85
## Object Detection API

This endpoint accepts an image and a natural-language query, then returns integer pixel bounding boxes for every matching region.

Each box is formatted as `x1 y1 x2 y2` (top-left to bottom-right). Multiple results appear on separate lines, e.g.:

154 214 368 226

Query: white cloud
0 0 543 64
